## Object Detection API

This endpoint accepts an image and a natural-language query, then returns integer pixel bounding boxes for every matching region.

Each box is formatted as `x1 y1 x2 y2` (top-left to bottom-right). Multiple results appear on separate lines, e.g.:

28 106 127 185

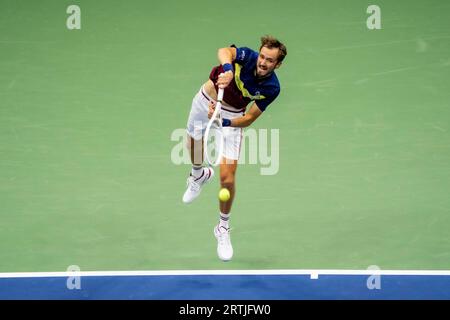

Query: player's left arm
227 102 263 128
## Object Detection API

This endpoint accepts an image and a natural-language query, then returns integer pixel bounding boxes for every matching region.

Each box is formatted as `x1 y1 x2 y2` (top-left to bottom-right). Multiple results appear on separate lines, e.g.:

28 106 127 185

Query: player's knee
186 136 201 150
220 171 235 186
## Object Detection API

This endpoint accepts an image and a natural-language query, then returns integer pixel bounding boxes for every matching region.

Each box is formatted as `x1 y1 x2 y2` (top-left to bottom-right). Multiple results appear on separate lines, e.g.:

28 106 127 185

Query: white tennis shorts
186 86 243 161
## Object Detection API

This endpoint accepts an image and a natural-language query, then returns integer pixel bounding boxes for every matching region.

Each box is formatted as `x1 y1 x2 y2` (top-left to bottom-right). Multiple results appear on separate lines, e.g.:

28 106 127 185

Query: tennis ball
219 188 230 202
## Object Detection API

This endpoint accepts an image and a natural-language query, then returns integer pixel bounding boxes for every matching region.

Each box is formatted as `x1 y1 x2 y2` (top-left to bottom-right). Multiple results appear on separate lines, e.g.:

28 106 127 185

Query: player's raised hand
217 71 233 89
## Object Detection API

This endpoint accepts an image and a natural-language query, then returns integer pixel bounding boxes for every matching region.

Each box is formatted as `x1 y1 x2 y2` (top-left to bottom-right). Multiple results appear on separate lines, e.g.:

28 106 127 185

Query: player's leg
183 88 215 204
217 157 237 227
214 124 242 261
214 158 237 261
187 135 203 174
219 158 237 215
218 124 242 219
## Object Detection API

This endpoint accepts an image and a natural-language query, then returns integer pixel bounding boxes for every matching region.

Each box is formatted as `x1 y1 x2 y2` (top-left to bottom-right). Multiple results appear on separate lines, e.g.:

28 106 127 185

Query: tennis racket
204 88 225 166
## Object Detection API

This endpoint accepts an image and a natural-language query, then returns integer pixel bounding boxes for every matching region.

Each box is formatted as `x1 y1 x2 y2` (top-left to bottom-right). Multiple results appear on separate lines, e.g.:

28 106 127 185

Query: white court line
0 269 450 278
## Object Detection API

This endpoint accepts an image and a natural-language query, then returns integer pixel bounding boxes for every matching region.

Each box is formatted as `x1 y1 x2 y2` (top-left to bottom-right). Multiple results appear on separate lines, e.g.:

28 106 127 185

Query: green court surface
1 0 449 273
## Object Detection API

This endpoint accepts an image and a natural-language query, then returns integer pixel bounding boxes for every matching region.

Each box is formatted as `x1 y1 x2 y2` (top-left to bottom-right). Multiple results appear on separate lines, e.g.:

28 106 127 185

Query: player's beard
256 65 270 78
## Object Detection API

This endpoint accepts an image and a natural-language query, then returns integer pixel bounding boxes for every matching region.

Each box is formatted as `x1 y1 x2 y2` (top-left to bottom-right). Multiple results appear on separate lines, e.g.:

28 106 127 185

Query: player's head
256 35 287 77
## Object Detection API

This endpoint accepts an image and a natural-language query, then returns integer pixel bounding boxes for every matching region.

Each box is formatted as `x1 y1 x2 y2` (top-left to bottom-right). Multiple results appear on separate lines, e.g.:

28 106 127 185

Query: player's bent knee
220 173 235 186
187 136 202 150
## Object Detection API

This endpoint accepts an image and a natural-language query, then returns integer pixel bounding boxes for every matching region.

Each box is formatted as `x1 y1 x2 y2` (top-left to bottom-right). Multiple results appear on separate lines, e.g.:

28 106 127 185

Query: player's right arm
217 47 236 66
216 47 236 89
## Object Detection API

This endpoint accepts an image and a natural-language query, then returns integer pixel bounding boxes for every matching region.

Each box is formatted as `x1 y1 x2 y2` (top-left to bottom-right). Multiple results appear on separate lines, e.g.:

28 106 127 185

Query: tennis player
183 35 287 261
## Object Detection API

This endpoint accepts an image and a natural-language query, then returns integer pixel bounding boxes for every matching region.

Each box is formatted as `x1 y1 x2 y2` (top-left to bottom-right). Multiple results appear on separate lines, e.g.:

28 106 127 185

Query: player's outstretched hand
217 71 233 89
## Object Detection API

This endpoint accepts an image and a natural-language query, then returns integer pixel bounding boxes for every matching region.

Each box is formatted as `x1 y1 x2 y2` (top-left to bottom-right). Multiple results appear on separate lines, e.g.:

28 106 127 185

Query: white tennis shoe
182 167 214 204
214 225 233 262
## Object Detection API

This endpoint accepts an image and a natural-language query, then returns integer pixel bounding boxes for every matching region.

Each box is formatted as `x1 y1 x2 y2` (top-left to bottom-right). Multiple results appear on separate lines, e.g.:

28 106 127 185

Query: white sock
191 165 203 178
219 212 230 229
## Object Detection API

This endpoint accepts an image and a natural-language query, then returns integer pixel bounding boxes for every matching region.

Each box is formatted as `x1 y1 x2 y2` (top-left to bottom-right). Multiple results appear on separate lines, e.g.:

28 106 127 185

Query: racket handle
217 88 224 102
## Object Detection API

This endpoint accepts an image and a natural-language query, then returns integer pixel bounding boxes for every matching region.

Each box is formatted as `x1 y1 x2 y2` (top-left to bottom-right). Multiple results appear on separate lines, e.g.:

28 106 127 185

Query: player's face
256 46 281 77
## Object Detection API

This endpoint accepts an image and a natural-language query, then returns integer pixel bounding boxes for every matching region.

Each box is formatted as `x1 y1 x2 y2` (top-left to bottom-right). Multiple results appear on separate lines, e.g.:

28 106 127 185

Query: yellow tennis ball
219 188 230 202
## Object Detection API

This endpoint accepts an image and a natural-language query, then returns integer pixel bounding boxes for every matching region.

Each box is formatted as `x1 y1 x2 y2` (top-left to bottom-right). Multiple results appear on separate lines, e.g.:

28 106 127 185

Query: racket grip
217 88 224 102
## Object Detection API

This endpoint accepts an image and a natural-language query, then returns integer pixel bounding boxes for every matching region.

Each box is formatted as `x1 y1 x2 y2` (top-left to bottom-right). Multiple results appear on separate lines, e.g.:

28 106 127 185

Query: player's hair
259 35 287 63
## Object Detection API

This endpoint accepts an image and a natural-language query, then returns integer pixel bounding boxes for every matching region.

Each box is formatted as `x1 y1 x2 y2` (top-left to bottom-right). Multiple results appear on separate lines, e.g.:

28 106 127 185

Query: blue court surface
1 270 449 299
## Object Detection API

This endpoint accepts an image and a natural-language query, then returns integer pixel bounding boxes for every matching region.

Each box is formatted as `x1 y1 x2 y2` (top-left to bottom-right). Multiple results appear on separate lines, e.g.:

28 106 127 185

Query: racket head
204 103 224 166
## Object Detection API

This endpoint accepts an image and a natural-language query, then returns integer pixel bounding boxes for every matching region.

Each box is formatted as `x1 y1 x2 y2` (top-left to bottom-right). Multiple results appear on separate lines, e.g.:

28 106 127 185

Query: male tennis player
183 35 287 261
